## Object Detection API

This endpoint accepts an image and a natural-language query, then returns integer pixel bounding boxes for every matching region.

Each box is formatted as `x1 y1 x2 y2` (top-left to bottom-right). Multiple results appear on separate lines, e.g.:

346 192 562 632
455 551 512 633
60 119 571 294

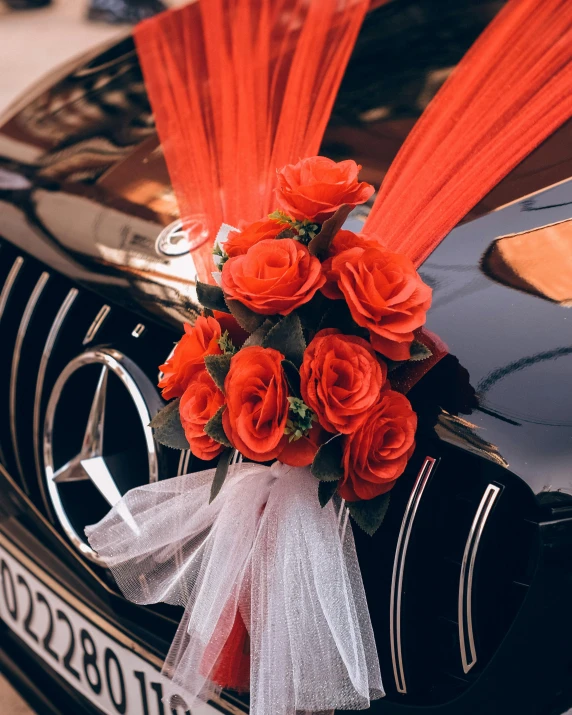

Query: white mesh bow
85 461 384 714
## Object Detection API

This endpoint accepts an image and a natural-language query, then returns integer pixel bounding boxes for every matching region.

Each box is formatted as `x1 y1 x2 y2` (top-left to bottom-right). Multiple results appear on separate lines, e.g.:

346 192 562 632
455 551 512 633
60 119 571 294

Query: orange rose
222 346 288 461
328 229 382 257
340 388 416 501
322 246 432 361
158 316 222 400
300 329 386 434
221 238 325 315
275 156 374 223
225 218 290 258
180 370 225 461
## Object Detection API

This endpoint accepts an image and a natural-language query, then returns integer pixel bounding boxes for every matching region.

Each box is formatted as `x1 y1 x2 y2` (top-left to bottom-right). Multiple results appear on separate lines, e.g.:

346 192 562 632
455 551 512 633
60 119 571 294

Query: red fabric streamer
365 0 572 266
134 0 371 282
209 608 250 692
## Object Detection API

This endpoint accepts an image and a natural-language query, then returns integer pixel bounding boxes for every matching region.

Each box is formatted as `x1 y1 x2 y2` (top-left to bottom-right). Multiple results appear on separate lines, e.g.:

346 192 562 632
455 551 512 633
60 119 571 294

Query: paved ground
0 1 177 710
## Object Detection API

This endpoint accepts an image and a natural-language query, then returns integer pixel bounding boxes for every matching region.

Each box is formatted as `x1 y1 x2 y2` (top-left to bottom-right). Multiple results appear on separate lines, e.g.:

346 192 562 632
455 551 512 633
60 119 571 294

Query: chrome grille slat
390 456 438 694
0 256 24 319
83 304 110 345
10 271 50 487
458 483 501 674
34 287 79 511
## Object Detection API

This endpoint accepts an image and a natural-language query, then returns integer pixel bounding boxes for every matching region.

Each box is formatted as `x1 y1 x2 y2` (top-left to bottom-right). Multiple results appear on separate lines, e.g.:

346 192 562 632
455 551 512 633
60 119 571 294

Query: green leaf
311 434 344 482
204 354 231 393
317 302 368 340
276 228 298 239
348 492 391 536
226 298 265 333
242 319 275 348
263 313 306 366
210 448 233 503
282 359 301 398
385 358 405 373
296 292 326 332
409 340 433 362
204 405 232 447
196 281 230 313
150 399 190 450
307 204 353 258
319 479 339 508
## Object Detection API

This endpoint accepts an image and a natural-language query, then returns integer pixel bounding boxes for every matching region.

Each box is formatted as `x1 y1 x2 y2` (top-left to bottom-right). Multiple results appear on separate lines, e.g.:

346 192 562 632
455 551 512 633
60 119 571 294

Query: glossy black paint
0 1 572 713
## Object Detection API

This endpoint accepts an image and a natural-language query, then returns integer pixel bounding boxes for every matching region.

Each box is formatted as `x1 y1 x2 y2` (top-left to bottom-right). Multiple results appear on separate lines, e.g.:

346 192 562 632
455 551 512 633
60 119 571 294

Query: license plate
0 536 239 715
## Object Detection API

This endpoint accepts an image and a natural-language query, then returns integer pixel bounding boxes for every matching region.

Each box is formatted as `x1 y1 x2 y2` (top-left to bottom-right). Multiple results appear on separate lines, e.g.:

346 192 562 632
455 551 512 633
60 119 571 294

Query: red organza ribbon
365 0 572 266
135 0 371 282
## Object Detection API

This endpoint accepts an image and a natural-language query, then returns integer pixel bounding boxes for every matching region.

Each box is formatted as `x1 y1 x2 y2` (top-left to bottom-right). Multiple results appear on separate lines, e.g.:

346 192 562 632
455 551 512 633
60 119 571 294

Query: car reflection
481 219 572 305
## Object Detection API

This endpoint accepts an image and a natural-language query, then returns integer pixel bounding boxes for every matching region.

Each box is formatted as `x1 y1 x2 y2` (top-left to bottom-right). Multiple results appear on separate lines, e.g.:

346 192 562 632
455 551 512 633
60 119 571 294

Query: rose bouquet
151 155 432 534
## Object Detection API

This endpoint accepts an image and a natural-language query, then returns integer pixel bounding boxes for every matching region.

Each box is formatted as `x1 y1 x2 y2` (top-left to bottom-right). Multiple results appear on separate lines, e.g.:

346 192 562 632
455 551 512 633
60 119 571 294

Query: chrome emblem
43 349 160 563
156 219 192 256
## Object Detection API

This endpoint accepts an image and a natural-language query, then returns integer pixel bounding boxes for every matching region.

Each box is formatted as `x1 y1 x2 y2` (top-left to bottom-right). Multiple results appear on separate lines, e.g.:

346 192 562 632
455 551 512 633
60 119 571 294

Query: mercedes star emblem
43 349 161 563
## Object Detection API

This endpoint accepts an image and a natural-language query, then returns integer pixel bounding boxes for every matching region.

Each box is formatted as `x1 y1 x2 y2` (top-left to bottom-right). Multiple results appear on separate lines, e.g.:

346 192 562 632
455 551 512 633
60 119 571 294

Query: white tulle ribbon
85 462 384 714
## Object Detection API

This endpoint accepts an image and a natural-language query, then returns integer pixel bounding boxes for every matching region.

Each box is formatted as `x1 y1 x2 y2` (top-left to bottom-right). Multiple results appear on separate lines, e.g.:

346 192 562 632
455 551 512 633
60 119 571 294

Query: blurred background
0 0 185 113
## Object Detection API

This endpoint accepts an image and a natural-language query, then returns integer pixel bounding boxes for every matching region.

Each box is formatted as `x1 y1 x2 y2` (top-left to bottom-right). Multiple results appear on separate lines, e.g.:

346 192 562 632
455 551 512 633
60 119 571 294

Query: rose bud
158 316 223 400
276 156 374 223
340 388 417 501
322 245 432 361
225 217 290 258
222 346 289 461
180 370 226 461
300 329 387 434
221 238 325 316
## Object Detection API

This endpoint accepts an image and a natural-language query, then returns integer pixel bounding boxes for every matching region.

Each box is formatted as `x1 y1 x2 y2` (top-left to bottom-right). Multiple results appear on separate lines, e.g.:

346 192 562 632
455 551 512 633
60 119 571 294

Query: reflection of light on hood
436 411 508 468
0 167 31 190
482 219 572 306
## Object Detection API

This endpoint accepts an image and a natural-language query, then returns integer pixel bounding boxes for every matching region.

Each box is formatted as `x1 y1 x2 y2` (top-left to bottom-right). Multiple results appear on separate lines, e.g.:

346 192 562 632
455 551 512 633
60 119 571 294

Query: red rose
180 370 225 461
225 218 289 258
275 156 374 223
322 245 432 361
158 316 222 400
340 388 417 501
221 238 325 315
300 329 386 434
222 346 288 461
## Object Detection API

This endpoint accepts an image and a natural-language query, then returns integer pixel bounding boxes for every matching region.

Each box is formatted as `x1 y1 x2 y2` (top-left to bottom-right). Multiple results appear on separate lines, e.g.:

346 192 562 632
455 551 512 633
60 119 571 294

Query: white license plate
0 536 236 715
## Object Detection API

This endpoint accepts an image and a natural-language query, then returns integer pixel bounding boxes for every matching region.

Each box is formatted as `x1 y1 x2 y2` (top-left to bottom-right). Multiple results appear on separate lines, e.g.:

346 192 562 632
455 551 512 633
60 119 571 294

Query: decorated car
1 1 572 714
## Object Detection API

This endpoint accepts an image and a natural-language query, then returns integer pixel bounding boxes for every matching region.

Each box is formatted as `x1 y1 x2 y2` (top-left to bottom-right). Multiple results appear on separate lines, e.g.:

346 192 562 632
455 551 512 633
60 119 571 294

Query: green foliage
226 298 265 333
204 405 232 447
262 313 306 366
149 399 190 450
318 479 338 508
409 340 433 362
307 205 352 258
210 448 233 503
217 330 237 356
282 359 301 398
348 492 391 536
311 434 344 482
284 397 316 442
204 354 232 393
196 281 229 313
